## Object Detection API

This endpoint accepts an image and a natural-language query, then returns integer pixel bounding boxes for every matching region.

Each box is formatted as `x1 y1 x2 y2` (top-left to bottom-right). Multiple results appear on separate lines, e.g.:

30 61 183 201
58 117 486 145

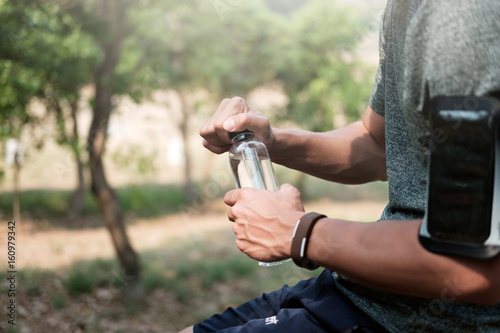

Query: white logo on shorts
265 316 279 325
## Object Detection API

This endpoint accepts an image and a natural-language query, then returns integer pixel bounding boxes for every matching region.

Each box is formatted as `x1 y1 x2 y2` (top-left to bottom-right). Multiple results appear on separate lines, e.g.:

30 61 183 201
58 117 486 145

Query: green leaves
275 0 377 131
132 0 280 99
0 0 97 140
0 0 378 139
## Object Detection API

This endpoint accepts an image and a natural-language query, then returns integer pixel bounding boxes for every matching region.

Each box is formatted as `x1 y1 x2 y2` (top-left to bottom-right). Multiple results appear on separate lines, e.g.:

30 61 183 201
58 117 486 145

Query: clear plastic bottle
228 130 290 267
229 130 279 191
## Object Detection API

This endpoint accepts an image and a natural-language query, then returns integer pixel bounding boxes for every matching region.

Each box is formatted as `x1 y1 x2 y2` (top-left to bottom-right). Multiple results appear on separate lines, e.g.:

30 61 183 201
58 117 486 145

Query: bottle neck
231 132 255 143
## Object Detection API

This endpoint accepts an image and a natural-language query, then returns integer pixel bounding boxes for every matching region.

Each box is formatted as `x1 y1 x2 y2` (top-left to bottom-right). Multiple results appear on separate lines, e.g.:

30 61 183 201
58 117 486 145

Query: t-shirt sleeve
369 4 391 117
404 1 500 109
369 64 386 117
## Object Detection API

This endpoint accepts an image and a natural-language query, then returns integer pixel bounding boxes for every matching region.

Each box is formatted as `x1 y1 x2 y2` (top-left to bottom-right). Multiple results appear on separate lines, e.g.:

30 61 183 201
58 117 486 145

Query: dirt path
5 199 386 271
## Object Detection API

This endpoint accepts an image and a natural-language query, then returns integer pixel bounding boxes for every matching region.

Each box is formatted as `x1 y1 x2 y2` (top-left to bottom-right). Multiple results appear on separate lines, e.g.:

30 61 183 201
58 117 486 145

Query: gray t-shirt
335 0 500 332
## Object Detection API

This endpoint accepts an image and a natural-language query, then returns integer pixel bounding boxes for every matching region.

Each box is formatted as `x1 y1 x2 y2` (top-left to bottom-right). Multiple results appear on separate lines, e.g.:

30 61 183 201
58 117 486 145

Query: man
180 0 500 332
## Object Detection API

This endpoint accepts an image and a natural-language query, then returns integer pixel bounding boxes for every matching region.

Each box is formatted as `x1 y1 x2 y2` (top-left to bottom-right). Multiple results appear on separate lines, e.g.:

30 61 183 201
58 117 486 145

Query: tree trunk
179 92 195 203
48 95 87 216
88 83 143 302
87 0 142 302
12 162 20 222
67 98 86 216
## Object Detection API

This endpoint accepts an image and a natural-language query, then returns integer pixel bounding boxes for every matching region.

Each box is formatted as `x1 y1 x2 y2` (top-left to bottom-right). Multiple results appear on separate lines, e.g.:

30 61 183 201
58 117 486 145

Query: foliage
0 0 97 137
0 184 186 219
0 0 378 141
65 258 122 295
264 0 307 15
65 268 95 295
0 61 41 137
0 188 97 218
129 0 280 99
0 1 383 325
0 0 378 188
275 0 377 131
0 0 98 204
1 228 321 331
115 184 186 217
111 144 158 175
51 291 66 309
17 268 56 296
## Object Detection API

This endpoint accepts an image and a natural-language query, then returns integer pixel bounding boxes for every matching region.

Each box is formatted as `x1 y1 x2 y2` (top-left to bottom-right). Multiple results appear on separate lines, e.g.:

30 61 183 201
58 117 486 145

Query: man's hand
224 183 306 263
199 96 275 155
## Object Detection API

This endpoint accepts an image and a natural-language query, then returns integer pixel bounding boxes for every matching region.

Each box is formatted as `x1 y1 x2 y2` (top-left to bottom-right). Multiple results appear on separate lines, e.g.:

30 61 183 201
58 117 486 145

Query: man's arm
270 106 387 184
225 187 500 306
200 97 387 184
207 97 499 305
308 217 500 305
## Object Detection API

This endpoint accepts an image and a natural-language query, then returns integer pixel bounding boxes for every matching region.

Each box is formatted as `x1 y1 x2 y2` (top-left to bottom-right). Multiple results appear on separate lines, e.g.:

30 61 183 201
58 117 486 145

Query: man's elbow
470 280 500 305
458 270 500 305
438 258 500 306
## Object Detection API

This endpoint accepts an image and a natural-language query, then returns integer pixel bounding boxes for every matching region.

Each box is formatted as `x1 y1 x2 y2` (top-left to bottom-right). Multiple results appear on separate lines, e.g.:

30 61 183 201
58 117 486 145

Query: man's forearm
270 121 387 184
307 218 500 305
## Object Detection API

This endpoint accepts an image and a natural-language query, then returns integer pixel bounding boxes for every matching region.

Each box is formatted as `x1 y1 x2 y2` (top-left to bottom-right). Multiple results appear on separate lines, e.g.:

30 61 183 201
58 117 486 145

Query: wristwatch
291 212 326 270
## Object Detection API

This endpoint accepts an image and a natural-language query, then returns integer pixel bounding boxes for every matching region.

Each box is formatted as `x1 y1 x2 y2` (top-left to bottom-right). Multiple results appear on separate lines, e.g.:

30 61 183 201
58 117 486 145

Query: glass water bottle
228 130 290 267
229 131 279 191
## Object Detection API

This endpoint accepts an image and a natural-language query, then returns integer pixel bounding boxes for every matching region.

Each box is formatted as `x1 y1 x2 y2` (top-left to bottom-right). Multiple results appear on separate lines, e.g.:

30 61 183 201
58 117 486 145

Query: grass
0 230 321 332
51 291 66 309
17 268 57 296
0 178 386 332
0 183 186 220
64 258 127 295
73 235 262 290
115 183 186 217
0 171 388 222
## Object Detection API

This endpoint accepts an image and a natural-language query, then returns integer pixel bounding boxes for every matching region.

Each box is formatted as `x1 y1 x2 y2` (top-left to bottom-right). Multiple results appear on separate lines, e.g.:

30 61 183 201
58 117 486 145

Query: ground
0 198 386 333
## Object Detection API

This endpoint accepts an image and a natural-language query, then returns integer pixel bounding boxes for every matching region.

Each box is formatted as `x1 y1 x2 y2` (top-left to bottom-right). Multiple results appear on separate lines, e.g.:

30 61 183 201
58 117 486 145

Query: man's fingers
224 189 239 207
279 183 300 196
225 113 271 134
212 97 248 141
278 183 304 211
222 113 253 133
199 97 238 140
228 208 235 222
199 96 272 155
216 98 232 112
199 97 251 152
201 139 231 155
279 183 294 191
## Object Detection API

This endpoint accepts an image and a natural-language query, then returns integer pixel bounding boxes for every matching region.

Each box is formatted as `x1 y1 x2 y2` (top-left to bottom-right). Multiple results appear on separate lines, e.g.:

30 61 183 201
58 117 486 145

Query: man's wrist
269 128 308 163
269 127 287 161
291 212 327 270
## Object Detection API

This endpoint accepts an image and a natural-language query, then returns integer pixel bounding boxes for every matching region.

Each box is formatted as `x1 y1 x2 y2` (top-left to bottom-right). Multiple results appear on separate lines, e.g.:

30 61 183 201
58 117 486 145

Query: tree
273 0 377 194
276 0 376 132
1 0 145 301
0 1 49 221
0 60 38 221
0 0 97 215
64 0 144 301
32 5 96 216
0 0 43 145
130 0 281 202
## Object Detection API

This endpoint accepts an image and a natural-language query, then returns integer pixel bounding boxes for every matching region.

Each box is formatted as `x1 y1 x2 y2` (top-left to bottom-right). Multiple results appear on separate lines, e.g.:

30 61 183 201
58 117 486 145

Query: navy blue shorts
194 269 389 333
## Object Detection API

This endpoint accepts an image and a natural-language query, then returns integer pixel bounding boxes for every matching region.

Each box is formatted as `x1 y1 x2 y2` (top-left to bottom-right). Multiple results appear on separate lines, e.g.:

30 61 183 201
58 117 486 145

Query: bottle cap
229 130 254 141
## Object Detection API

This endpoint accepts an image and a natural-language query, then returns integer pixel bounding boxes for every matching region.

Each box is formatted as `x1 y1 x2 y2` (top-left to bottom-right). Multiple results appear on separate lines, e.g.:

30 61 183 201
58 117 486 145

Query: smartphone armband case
419 95 500 259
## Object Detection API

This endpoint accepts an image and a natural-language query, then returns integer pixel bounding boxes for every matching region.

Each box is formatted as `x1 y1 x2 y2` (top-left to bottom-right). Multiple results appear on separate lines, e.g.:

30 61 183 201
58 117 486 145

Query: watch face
426 108 495 243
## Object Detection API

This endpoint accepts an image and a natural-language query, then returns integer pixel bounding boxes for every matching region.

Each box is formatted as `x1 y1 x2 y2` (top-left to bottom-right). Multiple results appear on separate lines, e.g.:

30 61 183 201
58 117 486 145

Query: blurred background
0 0 388 332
